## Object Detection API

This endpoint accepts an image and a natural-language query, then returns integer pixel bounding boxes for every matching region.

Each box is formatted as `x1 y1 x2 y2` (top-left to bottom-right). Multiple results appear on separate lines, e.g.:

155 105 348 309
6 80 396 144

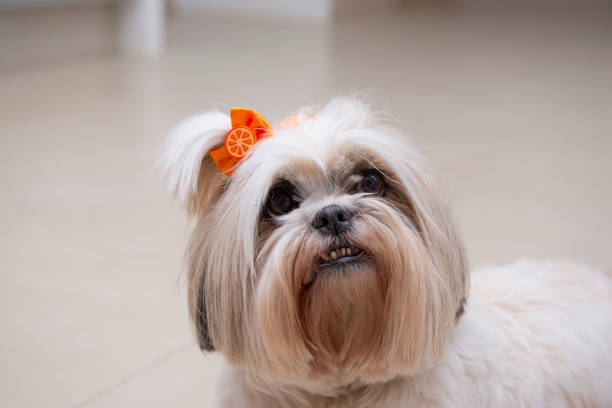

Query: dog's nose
312 205 353 235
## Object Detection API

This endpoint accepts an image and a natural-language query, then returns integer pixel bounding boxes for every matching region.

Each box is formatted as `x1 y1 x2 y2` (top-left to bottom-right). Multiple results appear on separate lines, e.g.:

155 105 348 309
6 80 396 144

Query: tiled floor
1 6 611 407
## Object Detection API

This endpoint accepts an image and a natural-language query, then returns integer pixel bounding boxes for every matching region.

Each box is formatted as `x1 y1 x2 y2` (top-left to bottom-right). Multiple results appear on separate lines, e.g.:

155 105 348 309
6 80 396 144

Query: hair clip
209 108 312 176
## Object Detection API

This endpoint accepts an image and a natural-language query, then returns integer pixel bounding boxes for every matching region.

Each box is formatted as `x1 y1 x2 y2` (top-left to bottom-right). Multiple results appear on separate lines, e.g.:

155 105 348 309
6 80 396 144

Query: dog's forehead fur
229 116 409 211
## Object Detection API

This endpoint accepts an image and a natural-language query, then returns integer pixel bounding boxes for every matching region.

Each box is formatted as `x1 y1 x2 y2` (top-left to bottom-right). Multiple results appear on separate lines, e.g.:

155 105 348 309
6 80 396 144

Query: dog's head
162 98 468 389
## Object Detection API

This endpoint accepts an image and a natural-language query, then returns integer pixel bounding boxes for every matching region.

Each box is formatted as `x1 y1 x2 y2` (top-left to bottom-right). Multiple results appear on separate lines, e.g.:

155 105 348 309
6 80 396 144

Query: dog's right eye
266 184 300 217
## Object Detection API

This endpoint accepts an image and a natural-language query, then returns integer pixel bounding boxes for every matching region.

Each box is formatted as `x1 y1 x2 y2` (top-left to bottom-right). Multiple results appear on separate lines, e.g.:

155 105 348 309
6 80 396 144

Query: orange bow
208 107 312 176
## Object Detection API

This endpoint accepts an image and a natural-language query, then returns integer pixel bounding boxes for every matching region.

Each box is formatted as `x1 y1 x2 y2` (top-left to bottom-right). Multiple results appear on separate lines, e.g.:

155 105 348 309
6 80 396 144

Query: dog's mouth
302 243 369 287
302 244 369 287
319 246 365 265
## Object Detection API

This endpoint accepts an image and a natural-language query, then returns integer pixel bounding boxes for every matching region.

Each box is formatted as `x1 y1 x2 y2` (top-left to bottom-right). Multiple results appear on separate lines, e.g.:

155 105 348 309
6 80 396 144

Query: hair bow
209 107 312 176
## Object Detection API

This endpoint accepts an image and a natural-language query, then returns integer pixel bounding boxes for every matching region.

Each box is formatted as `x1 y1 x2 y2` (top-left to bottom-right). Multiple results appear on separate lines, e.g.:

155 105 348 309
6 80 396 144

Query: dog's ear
162 111 230 352
161 111 231 214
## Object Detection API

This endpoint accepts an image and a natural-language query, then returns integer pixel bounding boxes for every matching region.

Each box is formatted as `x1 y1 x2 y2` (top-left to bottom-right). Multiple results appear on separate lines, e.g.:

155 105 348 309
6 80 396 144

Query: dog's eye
266 184 300 217
356 169 386 195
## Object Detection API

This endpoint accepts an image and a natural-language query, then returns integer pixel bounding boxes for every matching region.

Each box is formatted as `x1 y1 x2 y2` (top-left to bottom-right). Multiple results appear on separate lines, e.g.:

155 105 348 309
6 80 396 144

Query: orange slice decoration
209 107 310 176
225 126 256 158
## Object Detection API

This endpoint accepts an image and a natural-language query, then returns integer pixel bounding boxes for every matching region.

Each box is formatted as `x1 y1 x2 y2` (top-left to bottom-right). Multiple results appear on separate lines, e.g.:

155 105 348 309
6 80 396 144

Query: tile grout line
70 341 192 408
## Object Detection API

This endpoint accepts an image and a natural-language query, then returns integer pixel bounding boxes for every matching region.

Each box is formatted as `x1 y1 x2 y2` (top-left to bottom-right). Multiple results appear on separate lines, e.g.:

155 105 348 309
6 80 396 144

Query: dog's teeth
323 248 361 261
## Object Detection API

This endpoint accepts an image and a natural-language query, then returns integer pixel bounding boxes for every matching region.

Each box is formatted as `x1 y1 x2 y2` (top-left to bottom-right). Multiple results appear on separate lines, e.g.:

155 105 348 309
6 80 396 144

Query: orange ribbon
208 107 312 176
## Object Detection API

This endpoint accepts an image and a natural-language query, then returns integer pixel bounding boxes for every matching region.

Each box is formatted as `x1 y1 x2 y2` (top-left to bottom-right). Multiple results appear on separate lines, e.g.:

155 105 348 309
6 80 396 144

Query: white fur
213 260 612 407
161 111 230 204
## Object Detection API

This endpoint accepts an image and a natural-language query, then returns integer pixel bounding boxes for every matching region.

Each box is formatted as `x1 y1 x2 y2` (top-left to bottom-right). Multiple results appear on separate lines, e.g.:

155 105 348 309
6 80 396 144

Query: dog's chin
299 246 387 370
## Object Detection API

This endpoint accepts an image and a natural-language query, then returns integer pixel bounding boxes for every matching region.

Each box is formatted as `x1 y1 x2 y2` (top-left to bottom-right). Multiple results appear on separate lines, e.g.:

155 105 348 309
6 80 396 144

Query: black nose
312 205 353 235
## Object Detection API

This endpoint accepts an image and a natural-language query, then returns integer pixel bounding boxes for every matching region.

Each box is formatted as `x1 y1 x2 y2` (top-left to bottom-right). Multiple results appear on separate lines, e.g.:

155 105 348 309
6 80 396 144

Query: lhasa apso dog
162 98 612 407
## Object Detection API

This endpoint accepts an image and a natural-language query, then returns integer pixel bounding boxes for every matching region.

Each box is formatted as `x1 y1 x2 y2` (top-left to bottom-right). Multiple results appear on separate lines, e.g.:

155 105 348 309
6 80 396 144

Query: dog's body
215 261 612 407
162 98 612 407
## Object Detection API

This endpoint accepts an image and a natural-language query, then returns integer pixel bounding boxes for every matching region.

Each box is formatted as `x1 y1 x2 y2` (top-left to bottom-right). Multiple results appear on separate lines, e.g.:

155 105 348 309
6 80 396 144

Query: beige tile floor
1 6 612 407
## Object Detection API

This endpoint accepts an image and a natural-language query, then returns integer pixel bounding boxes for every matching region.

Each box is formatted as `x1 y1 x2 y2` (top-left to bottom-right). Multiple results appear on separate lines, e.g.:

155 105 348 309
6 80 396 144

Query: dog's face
163 98 468 390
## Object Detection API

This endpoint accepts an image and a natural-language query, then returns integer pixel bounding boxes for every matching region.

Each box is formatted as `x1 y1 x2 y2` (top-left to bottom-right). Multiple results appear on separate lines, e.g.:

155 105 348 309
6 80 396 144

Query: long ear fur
161 111 231 214
161 111 231 351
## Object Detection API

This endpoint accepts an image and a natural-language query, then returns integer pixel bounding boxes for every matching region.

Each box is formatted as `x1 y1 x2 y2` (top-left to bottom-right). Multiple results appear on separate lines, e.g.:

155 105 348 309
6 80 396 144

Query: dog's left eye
356 169 386 195
266 184 300 217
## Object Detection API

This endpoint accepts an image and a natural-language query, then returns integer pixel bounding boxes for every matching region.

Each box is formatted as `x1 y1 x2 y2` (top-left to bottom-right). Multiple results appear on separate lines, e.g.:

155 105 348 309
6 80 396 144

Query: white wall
0 0 113 7
171 0 334 23
0 2 116 69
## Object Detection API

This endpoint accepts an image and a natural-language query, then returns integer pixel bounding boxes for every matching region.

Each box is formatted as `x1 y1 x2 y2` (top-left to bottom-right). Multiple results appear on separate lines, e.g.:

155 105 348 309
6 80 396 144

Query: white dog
162 97 612 407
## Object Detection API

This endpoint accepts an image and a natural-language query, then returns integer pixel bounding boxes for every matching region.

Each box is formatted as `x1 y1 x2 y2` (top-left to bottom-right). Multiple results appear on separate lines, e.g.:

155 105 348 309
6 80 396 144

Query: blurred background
1 0 611 406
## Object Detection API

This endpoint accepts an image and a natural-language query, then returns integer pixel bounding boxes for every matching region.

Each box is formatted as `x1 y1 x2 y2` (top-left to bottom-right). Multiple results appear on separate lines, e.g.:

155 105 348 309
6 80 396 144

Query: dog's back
435 260 612 407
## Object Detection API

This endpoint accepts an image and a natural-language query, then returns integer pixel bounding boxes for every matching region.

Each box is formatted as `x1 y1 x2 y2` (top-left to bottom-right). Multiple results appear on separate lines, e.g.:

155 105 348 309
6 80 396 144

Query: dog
162 97 612 407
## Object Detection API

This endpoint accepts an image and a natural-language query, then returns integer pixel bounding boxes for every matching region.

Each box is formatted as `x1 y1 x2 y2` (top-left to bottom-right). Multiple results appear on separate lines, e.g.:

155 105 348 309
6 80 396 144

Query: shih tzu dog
162 98 612 407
